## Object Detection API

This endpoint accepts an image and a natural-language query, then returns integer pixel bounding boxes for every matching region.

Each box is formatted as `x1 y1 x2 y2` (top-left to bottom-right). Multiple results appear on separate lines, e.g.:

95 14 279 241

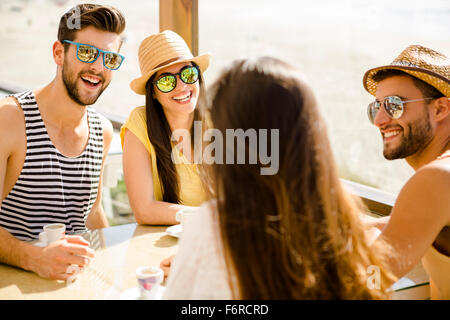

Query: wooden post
159 0 198 55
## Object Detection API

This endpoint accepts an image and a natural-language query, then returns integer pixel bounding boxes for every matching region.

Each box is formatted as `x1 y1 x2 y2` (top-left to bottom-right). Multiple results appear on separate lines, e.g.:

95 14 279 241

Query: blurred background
0 0 449 223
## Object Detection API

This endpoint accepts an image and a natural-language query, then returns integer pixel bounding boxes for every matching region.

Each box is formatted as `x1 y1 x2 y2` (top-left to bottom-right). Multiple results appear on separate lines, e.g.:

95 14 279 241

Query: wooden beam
159 0 198 55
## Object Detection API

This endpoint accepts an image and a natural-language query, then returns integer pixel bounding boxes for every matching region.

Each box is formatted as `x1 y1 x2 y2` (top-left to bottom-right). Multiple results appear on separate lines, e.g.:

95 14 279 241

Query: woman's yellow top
120 106 207 206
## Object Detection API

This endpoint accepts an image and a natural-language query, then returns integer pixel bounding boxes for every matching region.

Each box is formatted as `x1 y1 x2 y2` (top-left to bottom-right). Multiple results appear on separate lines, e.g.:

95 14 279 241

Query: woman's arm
122 129 193 225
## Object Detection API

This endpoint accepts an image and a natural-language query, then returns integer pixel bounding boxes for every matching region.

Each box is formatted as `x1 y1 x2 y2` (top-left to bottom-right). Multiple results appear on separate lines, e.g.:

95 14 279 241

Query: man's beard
62 62 108 106
383 111 433 160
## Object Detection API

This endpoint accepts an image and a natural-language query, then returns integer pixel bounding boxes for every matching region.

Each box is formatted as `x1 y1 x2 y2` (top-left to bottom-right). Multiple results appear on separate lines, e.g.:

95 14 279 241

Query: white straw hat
130 30 211 95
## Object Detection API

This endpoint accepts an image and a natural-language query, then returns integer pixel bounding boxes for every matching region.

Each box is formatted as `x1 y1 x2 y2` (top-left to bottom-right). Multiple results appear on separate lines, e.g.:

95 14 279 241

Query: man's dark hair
58 4 126 49
371 69 445 99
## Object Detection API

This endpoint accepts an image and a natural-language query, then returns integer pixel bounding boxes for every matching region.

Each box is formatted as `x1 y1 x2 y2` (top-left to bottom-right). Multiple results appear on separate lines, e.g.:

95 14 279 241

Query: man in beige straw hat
0 4 126 280
363 45 450 298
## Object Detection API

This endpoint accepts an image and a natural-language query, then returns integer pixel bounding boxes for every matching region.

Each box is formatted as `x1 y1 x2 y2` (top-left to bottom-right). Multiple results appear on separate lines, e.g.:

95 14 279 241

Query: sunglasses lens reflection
156 75 177 92
367 102 379 124
104 53 123 70
385 96 403 119
368 96 405 124
180 66 199 84
77 45 99 63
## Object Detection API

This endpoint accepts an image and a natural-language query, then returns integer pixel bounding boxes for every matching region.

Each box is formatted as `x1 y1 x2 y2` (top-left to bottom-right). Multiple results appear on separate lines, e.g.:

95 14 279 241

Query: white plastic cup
39 223 66 245
136 266 164 300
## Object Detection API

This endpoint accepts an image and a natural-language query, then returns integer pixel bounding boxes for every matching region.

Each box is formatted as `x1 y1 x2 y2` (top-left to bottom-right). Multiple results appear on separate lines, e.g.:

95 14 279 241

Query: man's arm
0 169 32 270
86 114 113 230
0 100 28 268
375 165 450 278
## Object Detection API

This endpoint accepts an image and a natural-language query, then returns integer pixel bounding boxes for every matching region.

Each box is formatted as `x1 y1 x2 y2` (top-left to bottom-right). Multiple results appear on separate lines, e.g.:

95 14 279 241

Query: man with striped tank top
0 4 126 280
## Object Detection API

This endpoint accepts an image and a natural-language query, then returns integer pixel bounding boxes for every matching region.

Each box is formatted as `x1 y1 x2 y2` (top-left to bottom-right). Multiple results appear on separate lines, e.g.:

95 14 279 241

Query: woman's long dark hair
203 57 397 299
145 62 204 204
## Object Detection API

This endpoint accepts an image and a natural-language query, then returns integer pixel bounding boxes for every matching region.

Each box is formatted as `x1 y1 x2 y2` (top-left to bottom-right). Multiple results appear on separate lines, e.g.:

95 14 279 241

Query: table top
0 222 430 300
391 262 430 300
0 223 178 300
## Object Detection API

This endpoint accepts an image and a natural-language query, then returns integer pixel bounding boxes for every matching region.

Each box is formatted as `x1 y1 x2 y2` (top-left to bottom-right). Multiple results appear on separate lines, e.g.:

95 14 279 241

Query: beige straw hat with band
130 30 211 95
363 45 450 97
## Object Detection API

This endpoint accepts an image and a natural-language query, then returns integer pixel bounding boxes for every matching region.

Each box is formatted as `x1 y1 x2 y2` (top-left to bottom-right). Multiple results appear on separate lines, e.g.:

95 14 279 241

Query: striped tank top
0 90 103 241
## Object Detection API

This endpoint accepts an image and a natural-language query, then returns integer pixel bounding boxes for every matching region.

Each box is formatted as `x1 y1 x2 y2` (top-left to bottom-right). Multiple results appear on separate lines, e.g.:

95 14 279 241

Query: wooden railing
342 179 394 216
0 81 26 95
100 112 126 131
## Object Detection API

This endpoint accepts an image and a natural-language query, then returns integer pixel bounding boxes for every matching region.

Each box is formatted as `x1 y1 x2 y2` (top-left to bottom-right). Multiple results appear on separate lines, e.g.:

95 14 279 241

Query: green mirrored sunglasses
153 65 200 93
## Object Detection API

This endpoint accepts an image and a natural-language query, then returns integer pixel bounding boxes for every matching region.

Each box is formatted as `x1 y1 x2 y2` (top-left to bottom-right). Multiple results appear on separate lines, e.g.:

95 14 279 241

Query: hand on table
160 255 175 282
27 235 95 281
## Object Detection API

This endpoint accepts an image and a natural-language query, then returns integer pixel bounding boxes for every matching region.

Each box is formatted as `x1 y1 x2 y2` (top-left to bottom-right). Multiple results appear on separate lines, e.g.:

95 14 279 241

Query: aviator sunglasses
367 96 434 124
63 40 125 70
153 65 200 93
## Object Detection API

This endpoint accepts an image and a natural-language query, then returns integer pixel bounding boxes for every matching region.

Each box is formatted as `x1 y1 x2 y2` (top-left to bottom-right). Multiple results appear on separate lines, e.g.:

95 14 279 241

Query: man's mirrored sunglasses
367 95 434 124
63 40 125 70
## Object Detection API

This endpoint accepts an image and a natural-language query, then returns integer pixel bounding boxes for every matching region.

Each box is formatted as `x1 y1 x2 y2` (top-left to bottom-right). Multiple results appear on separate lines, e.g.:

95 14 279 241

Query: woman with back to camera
163 56 397 299
121 30 210 225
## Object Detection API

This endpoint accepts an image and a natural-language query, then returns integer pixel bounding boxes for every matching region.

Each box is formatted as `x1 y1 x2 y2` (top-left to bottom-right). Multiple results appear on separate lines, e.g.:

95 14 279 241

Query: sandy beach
0 0 449 194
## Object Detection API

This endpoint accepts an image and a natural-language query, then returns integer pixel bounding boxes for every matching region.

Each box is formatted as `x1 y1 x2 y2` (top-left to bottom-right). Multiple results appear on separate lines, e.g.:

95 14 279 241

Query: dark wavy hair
371 69 445 99
58 4 126 49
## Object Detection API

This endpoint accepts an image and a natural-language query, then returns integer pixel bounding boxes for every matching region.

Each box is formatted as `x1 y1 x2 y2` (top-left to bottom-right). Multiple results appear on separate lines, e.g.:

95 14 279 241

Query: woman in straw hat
120 30 211 224
163 56 396 299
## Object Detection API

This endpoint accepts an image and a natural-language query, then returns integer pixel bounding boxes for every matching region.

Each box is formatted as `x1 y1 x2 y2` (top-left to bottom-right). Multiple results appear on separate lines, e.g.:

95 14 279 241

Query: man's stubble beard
383 109 433 160
62 61 109 106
